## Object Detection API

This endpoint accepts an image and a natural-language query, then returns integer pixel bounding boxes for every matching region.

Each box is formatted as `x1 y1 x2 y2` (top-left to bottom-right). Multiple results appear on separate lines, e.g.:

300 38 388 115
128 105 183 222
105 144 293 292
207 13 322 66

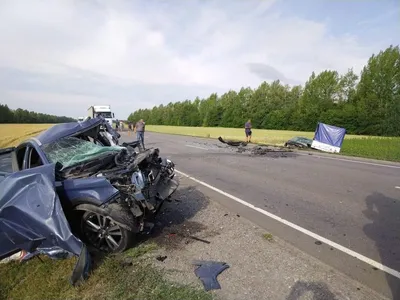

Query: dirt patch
137 185 220 251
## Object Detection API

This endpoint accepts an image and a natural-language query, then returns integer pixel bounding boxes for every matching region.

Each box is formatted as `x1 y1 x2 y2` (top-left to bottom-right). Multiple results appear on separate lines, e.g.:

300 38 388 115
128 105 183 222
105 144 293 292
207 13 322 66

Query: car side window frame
15 145 29 170
26 146 44 169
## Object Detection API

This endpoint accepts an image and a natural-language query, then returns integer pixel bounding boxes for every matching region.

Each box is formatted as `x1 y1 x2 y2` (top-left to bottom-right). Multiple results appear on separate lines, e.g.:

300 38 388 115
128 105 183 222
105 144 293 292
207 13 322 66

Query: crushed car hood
0 163 90 285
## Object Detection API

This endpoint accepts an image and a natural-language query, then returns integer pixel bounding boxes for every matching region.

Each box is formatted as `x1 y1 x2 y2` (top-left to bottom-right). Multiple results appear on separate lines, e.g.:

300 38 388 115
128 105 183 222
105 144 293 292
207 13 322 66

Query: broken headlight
163 158 175 178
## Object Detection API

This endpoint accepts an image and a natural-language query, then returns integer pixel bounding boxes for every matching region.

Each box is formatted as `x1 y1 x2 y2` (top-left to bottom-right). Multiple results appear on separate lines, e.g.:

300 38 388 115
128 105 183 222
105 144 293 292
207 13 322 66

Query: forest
0 104 75 123
128 45 400 137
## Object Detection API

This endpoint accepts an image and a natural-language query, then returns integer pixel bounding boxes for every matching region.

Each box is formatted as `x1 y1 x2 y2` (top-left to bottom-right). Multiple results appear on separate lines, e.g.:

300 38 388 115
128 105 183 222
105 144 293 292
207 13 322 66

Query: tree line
128 45 400 136
0 104 76 123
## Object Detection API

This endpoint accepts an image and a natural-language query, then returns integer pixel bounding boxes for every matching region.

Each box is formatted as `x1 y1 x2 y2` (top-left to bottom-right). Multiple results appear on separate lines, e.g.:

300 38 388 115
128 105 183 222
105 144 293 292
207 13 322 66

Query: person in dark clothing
115 119 119 131
134 119 146 149
128 122 132 135
245 119 252 143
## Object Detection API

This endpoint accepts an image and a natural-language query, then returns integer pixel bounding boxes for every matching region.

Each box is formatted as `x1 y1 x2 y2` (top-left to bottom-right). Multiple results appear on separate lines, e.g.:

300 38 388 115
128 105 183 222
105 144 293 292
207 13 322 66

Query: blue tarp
313 122 346 148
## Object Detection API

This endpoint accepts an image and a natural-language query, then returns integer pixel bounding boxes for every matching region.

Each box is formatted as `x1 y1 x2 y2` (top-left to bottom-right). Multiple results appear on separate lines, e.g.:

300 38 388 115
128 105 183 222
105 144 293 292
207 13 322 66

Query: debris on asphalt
218 136 248 147
250 146 292 156
224 213 229 217
189 236 211 244
236 214 240 217
315 241 322 245
156 255 168 262
192 260 230 291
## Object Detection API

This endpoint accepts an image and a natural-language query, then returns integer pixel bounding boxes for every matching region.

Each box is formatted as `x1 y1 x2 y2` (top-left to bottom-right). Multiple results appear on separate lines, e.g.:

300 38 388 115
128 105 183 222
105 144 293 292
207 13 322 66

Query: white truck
87 105 116 126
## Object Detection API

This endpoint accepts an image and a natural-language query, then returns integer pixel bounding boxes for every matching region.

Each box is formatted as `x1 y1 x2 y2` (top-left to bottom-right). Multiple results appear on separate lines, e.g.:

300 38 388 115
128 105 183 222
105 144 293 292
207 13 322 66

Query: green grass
262 233 274 242
0 243 213 300
146 125 400 162
340 137 400 162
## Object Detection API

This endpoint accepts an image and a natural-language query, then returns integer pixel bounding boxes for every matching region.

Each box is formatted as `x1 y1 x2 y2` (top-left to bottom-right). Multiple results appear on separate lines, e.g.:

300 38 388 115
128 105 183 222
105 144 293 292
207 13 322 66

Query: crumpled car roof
0 163 90 285
35 117 120 145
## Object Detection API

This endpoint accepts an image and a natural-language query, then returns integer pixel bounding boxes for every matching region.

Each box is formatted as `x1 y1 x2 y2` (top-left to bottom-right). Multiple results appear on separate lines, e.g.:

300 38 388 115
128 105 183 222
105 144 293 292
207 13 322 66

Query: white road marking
185 144 209 150
298 153 400 169
176 169 400 280
395 186 400 189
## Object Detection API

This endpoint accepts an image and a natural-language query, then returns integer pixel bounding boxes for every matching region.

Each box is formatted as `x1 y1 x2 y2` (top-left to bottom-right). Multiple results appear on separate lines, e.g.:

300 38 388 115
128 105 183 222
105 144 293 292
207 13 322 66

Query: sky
0 0 398 119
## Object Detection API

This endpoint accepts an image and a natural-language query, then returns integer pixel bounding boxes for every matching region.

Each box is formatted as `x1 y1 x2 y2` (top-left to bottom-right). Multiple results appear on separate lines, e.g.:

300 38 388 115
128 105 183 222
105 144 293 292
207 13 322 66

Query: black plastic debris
192 260 230 291
156 255 167 262
218 137 247 147
189 236 211 244
315 241 322 245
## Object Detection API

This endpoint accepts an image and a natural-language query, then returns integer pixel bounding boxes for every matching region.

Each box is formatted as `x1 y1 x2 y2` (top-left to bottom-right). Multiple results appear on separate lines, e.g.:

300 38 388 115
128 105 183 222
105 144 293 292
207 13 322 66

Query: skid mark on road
176 169 400 280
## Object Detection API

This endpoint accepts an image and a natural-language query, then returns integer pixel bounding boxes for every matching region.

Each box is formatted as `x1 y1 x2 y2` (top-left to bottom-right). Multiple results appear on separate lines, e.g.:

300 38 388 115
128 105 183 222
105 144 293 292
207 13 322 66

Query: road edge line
176 169 400 280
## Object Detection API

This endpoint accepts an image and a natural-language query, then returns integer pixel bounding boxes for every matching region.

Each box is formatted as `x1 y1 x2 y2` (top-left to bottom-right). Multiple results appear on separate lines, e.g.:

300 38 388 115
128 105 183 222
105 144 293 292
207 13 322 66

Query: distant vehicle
87 105 116 126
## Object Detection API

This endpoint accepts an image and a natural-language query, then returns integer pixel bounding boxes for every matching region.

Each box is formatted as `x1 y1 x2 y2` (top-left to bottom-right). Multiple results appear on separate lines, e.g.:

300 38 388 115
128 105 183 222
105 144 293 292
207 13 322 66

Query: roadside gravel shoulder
147 175 388 300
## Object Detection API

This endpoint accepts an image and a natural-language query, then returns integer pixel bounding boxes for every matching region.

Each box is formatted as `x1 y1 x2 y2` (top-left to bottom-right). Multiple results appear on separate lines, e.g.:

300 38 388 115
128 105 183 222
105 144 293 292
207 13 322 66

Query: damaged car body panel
0 117 179 283
58 177 120 207
284 136 313 149
0 163 90 285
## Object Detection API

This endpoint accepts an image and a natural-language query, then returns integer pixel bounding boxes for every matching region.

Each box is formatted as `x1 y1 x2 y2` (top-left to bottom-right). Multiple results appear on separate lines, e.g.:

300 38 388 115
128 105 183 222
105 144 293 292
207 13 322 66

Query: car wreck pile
217 136 293 156
0 117 179 285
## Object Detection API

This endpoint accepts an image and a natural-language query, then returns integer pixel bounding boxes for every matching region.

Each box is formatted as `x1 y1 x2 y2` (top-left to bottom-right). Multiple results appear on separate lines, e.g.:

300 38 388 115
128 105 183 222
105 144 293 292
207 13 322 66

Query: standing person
128 122 132 135
134 119 146 149
245 119 252 143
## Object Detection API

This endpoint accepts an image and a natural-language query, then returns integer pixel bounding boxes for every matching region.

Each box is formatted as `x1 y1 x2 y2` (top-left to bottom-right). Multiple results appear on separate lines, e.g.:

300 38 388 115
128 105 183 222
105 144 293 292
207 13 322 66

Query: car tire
74 203 136 253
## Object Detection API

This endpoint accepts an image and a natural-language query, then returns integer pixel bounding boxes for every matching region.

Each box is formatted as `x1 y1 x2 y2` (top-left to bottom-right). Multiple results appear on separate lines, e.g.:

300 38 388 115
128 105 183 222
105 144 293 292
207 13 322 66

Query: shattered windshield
42 137 124 169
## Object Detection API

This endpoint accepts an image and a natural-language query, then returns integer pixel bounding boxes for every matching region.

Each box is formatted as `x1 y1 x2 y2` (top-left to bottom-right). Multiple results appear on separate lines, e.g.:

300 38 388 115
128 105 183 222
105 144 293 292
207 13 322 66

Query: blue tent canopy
312 122 346 153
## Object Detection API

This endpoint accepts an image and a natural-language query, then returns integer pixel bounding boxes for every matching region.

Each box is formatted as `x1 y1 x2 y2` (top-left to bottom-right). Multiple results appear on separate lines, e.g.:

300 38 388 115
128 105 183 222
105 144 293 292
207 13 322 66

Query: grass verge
0 243 212 300
146 125 400 162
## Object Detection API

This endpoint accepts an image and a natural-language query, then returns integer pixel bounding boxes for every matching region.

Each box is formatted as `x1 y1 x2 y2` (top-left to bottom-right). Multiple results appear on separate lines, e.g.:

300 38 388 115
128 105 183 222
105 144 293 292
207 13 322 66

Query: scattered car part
218 137 247 147
284 136 313 149
192 260 230 291
156 255 167 262
189 236 211 244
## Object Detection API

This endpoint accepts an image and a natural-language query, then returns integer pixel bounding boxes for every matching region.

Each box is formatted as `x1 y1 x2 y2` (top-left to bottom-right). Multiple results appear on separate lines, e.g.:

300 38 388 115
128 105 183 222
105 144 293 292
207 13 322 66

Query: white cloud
0 0 394 118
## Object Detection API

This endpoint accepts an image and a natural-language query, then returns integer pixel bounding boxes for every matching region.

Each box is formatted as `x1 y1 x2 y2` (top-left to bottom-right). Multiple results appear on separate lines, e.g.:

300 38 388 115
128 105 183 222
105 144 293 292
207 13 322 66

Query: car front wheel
78 207 135 253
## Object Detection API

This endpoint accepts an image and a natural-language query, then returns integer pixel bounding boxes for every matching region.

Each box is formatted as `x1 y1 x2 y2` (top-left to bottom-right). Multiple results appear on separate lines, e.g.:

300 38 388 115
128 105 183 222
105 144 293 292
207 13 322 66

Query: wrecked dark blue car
0 117 178 284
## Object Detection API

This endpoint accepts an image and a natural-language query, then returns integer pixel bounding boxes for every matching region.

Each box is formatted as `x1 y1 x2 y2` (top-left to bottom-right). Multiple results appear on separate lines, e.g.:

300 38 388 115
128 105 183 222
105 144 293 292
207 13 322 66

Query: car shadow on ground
286 281 337 300
363 192 400 299
136 185 211 250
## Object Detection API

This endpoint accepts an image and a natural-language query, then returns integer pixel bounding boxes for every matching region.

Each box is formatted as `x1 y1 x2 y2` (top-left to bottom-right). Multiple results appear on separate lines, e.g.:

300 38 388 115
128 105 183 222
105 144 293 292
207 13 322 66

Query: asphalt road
122 131 400 299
